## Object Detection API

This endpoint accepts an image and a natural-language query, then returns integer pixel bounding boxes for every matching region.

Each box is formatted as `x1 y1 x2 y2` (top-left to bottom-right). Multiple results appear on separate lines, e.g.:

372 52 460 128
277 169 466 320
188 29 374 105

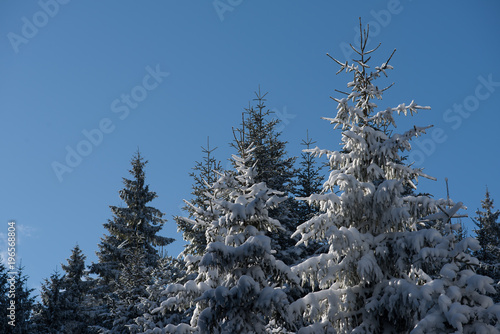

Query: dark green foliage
31 270 64 333
231 89 296 195
294 131 324 224
5 266 36 334
32 245 96 333
0 262 10 333
473 188 500 302
231 88 298 264
131 256 192 332
176 139 223 257
60 245 95 333
90 151 175 331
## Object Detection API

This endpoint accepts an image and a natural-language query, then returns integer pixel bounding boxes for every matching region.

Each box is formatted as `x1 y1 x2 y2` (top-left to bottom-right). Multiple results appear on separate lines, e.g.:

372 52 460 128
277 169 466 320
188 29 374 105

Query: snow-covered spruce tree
130 256 190 332
231 89 299 264
295 131 325 224
289 23 500 333
90 151 175 331
474 188 500 302
109 246 152 332
176 138 224 258
158 145 300 333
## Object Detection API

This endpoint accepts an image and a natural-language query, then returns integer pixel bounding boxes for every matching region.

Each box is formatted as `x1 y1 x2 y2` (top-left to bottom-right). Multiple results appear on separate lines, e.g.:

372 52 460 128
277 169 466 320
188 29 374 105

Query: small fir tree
474 188 500 302
8 266 36 334
231 89 298 264
0 262 11 334
31 270 65 333
32 246 95 333
295 131 325 224
61 245 95 333
176 138 224 258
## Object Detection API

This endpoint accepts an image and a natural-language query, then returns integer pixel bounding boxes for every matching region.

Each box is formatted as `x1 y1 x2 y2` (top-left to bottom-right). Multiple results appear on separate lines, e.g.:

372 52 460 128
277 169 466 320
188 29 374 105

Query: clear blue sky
1 1 499 295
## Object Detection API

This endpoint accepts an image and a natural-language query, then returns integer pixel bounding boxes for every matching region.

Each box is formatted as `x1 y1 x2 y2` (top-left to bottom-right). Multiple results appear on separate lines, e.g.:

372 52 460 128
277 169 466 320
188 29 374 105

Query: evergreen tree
289 22 500 333
295 131 325 224
231 89 298 264
8 266 36 333
90 151 174 331
130 256 190 332
32 246 95 333
61 245 95 332
31 270 65 333
108 247 152 333
176 138 224 258
0 262 12 333
157 146 300 333
474 188 500 302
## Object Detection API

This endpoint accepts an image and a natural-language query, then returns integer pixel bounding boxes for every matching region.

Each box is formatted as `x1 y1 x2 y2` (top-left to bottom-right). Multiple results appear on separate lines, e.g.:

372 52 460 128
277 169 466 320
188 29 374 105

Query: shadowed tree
473 188 500 302
90 151 174 331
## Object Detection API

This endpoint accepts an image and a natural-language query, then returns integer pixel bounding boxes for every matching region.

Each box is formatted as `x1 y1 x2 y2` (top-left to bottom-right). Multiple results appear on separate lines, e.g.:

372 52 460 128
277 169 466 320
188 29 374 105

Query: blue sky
1 1 499 295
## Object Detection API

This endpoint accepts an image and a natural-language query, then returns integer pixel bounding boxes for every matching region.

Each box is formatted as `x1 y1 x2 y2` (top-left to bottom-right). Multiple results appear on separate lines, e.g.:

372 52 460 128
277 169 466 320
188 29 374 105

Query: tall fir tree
90 151 174 331
473 188 500 302
289 22 500 333
176 138 224 258
231 89 298 264
156 146 300 333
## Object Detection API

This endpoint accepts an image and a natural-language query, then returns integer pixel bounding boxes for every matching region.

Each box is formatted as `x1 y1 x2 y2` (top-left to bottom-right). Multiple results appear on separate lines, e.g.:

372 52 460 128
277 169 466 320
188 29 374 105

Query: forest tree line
3 26 500 333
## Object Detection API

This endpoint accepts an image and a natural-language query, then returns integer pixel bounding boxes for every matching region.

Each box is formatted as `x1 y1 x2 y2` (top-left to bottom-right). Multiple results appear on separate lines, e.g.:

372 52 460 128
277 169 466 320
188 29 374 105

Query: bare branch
326 53 346 66
334 89 350 96
364 43 382 55
381 83 395 92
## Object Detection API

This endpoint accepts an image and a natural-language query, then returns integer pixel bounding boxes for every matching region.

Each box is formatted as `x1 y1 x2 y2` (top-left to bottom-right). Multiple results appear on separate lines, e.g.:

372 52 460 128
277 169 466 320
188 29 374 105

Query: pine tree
90 151 174 331
289 22 500 333
231 89 298 264
474 188 500 302
157 145 300 333
176 138 224 258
